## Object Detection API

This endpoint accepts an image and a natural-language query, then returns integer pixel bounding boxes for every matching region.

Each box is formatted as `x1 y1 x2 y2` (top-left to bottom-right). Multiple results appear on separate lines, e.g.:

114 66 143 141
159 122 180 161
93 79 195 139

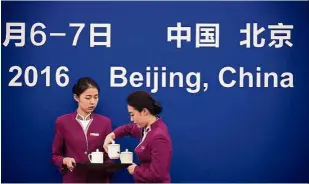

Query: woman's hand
63 157 76 172
103 132 116 153
127 163 137 175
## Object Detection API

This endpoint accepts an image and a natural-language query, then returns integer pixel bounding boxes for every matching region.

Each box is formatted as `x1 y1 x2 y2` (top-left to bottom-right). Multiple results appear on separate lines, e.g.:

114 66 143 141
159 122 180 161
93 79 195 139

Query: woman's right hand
63 157 76 172
103 132 116 153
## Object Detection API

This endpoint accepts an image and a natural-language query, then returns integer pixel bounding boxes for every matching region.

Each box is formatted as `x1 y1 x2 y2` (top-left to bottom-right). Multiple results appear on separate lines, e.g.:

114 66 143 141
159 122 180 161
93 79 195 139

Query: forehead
81 87 98 96
127 105 138 113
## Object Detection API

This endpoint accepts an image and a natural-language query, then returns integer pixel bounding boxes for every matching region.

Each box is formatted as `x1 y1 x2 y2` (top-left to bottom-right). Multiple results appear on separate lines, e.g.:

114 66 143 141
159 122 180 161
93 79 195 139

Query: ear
73 94 79 102
141 108 149 116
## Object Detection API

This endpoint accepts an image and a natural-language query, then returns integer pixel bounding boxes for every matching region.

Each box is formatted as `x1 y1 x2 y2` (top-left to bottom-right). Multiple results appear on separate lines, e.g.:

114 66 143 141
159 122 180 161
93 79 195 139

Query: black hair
126 91 162 115
72 77 100 97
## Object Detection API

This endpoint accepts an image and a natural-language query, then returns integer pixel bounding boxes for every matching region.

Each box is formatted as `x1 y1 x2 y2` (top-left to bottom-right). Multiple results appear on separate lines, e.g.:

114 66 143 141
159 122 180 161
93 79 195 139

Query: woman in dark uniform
51 77 112 183
104 91 172 183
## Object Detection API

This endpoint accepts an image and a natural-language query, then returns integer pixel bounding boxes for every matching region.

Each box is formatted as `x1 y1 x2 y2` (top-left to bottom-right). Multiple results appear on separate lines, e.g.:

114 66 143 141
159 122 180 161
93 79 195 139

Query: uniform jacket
113 118 172 183
51 111 112 183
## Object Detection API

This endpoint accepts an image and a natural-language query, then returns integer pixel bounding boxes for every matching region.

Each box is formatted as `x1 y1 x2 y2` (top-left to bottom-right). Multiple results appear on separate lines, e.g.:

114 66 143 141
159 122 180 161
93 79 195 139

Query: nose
130 116 133 122
90 99 95 104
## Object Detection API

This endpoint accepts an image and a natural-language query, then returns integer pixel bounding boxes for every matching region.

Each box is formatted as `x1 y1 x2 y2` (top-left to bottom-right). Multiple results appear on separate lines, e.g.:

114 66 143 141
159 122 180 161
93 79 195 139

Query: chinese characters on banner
167 22 293 48
3 22 293 49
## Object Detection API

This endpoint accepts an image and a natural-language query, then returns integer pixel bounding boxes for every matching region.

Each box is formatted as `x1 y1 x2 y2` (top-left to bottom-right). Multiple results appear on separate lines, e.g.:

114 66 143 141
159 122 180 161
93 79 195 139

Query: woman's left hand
127 163 137 175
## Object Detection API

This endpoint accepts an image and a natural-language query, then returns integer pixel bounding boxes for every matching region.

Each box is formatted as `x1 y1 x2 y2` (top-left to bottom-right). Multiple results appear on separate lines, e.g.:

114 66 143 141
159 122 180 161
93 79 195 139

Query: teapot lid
121 149 132 153
93 149 103 153
109 140 119 146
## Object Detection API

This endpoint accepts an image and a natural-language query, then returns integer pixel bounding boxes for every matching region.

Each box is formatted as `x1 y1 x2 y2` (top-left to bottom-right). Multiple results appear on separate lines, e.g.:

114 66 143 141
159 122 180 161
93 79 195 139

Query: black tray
75 162 131 172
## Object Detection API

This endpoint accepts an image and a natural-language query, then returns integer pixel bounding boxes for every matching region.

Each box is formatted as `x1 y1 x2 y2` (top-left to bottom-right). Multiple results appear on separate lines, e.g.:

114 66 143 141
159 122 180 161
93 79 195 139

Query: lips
88 106 95 110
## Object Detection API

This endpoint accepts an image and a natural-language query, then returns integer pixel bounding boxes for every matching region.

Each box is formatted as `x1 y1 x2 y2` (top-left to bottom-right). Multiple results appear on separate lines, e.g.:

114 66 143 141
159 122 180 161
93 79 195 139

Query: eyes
85 95 98 100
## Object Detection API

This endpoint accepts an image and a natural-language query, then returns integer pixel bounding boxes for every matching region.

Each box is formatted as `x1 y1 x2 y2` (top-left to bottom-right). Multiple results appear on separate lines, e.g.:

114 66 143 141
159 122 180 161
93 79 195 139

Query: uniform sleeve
104 118 113 164
113 123 142 139
51 118 66 173
133 134 172 182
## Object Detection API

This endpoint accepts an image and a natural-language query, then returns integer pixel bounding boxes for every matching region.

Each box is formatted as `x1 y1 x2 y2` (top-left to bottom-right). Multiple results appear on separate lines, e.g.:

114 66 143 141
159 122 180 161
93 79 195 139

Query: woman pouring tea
104 91 173 183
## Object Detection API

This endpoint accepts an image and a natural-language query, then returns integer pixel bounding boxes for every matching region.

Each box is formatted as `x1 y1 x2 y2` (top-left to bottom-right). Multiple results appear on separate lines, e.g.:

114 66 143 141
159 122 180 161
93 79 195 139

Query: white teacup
88 149 104 163
108 143 120 159
120 149 133 164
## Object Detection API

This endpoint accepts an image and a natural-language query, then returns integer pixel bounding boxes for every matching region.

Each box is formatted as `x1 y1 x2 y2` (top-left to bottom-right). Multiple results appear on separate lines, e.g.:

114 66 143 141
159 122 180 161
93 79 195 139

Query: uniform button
84 151 87 154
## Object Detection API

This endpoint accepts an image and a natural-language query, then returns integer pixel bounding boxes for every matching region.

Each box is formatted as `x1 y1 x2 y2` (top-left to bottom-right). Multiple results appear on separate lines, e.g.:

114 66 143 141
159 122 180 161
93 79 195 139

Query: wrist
62 158 67 165
62 157 69 165
110 132 116 139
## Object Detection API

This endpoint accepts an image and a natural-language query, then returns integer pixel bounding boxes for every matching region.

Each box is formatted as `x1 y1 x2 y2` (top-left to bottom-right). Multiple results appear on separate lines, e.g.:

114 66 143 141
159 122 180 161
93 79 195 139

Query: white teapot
120 149 133 164
88 149 104 163
108 141 120 159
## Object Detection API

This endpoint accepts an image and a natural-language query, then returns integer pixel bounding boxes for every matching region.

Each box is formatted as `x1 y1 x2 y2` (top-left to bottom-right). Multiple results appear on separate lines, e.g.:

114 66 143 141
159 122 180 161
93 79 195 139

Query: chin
85 109 94 114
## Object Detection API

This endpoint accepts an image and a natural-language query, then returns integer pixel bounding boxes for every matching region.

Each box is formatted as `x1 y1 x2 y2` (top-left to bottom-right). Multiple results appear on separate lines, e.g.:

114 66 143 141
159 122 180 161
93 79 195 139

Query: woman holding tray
51 77 113 183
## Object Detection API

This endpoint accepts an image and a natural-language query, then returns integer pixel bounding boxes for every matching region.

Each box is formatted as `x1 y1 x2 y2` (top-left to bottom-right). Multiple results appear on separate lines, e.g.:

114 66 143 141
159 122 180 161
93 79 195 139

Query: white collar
144 125 151 133
144 117 159 132
76 113 92 121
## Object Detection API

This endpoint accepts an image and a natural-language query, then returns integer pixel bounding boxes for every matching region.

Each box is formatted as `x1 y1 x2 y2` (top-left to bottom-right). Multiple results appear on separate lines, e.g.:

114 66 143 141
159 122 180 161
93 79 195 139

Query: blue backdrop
2 1 309 183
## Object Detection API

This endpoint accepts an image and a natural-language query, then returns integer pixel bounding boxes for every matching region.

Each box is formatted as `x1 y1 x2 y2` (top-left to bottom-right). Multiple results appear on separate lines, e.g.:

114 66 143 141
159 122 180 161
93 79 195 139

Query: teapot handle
88 153 92 162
